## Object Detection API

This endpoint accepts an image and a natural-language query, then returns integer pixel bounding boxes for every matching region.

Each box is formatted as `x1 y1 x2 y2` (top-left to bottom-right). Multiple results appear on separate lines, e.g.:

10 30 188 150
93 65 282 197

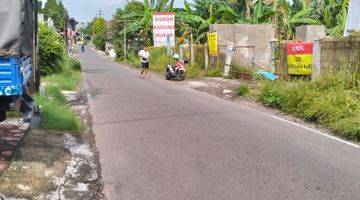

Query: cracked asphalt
79 47 360 200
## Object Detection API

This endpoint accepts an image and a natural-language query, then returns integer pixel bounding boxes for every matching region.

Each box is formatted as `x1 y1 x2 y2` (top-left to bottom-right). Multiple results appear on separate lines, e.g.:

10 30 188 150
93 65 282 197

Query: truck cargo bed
0 56 32 96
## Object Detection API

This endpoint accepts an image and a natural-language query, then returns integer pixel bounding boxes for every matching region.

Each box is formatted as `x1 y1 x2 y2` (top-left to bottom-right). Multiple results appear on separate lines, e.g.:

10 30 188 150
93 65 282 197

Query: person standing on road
138 46 150 78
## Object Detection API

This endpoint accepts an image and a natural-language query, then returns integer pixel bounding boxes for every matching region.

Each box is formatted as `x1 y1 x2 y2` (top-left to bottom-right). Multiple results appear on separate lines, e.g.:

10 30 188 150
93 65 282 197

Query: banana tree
311 0 349 36
178 0 239 43
121 0 174 46
331 0 349 36
252 0 276 24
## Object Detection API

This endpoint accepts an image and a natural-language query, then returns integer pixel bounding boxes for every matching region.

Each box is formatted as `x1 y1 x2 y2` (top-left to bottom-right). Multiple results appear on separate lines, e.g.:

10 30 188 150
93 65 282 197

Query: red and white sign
153 12 175 47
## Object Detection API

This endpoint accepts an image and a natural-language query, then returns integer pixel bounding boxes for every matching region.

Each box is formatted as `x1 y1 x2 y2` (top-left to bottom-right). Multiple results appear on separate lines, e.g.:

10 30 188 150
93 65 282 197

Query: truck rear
0 0 39 122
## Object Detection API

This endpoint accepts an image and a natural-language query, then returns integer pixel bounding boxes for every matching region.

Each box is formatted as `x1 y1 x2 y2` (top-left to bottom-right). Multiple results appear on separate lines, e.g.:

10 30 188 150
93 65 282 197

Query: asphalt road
79 48 360 200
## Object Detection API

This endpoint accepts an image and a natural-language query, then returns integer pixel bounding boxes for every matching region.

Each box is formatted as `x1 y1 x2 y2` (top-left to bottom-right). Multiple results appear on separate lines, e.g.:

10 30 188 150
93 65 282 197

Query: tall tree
92 17 108 51
43 0 67 30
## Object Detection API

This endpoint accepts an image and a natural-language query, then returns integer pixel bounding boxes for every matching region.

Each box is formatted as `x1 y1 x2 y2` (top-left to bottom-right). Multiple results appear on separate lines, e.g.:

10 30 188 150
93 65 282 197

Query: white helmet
173 53 180 60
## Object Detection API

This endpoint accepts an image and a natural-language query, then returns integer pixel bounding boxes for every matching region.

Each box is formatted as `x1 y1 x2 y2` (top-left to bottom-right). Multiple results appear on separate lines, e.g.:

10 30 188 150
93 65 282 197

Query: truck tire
0 111 6 122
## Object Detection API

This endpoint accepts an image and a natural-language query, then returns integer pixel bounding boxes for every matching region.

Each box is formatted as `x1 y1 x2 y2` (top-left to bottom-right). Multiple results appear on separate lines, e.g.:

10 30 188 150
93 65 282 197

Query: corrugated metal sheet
344 0 360 36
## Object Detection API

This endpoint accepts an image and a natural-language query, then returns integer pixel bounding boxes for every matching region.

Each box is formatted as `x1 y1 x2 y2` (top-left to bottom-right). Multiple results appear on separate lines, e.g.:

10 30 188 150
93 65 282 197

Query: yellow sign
287 55 313 75
207 32 218 57
286 42 313 75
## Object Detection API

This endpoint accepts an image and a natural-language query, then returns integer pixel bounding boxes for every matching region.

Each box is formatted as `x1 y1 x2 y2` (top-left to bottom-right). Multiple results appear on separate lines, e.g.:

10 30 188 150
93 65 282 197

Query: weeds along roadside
36 57 84 134
36 23 85 134
255 71 360 142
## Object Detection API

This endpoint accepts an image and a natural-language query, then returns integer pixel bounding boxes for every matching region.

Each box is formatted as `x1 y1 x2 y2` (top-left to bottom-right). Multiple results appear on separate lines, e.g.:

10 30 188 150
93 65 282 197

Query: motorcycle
81 45 85 52
165 59 188 81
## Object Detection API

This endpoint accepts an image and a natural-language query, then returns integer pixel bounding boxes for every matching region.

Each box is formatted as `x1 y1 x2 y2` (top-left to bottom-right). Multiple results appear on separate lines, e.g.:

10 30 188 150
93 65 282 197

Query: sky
42 0 192 22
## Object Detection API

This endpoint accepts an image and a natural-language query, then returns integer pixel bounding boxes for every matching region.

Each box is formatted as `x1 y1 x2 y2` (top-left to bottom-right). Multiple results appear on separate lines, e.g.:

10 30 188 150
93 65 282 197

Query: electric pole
123 0 127 59
97 9 103 18
124 21 127 60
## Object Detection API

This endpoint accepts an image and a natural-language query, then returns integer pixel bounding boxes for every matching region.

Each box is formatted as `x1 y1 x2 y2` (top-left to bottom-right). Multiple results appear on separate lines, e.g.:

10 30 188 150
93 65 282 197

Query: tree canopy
43 0 67 31
92 17 108 51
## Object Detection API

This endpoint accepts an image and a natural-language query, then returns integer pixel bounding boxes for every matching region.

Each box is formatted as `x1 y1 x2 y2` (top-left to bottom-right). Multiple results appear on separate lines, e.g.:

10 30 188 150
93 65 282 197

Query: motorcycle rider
173 54 185 71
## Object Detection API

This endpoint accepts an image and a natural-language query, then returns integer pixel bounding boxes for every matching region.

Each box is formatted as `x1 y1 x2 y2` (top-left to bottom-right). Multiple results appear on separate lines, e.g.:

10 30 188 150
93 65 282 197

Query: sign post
207 32 218 67
207 32 218 57
286 42 313 75
153 12 175 47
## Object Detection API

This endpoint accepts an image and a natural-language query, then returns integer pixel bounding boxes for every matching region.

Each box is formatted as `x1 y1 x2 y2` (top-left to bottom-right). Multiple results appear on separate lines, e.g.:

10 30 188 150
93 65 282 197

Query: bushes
148 47 173 73
236 84 250 96
258 81 284 109
39 23 65 76
258 74 360 141
67 57 82 71
37 23 84 134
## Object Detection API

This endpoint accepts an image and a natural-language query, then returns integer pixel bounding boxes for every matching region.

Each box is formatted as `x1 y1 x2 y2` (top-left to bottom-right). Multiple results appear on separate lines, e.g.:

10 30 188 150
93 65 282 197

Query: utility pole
98 9 103 18
123 0 127 59
124 21 127 60
64 14 68 47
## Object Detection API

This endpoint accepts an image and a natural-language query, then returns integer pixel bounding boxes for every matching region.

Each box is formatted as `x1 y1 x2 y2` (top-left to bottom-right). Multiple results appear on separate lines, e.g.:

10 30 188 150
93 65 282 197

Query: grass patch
35 93 84 134
43 71 82 91
36 56 85 134
44 86 67 104
257 73 360 141
236 84 250 96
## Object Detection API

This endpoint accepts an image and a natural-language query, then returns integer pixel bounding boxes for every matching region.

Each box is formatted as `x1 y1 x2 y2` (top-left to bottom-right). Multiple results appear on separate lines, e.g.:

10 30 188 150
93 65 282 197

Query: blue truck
0 0 39 122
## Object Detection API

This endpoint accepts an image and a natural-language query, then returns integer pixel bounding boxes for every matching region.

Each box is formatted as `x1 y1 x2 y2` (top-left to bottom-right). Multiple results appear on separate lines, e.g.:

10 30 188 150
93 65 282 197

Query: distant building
344 0 360 36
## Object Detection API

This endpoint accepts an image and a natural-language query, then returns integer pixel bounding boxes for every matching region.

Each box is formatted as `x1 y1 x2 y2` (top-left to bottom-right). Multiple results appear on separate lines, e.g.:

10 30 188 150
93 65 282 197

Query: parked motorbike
165 55 188 81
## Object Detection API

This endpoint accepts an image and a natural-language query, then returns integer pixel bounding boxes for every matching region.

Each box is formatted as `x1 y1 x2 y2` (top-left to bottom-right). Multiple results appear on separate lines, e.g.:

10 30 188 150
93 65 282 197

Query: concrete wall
295 25 326 42
210 24 276 69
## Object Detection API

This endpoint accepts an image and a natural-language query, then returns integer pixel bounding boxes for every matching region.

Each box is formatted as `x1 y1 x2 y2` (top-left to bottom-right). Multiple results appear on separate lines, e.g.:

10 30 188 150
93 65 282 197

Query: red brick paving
0 120 29 173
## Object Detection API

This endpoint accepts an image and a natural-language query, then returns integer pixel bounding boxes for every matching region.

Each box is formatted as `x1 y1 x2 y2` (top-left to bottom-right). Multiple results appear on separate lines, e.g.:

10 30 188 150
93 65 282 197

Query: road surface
79 48 360 200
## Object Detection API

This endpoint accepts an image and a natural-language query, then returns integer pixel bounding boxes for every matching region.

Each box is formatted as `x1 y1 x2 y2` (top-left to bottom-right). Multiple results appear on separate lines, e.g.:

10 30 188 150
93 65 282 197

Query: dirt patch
0 128 68 198
183 77 330 134
0 85 103 199
184 77 241 100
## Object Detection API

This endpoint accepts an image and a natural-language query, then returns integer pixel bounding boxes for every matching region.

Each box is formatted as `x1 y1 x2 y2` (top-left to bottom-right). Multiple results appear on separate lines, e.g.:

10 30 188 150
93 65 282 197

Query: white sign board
38 14 44 23
153 12 175 47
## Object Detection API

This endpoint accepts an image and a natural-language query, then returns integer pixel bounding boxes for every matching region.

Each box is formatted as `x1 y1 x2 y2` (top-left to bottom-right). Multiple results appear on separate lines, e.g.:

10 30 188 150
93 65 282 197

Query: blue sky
43 0 191 22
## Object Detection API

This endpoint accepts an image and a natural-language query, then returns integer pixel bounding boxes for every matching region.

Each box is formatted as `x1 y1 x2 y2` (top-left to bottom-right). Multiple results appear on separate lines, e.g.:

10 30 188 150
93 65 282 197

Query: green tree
92 17 108 51
315 0 349 36
38 23 65 76
178 0 240 43
43 0 67 30
121 0 174 46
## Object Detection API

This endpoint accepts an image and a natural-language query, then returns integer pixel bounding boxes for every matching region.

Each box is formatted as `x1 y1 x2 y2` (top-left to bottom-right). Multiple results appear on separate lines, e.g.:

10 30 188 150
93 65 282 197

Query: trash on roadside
256 70 278 81
223 89 232 94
